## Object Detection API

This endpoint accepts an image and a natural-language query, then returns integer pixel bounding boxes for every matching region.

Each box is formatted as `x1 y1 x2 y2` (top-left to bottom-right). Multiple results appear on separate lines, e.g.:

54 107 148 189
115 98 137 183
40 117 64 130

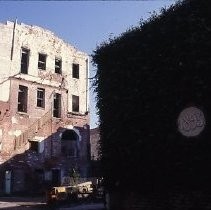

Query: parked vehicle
46 181 94 204
46 186 67 204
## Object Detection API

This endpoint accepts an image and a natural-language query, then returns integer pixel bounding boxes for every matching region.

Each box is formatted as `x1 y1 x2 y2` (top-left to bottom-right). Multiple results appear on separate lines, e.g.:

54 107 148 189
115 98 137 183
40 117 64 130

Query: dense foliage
92 0 211 192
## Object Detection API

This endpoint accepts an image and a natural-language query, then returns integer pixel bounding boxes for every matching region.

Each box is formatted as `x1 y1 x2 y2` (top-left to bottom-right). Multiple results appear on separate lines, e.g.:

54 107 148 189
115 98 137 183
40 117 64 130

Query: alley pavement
59 203 105 210
0 196 46 209
0 196 105 210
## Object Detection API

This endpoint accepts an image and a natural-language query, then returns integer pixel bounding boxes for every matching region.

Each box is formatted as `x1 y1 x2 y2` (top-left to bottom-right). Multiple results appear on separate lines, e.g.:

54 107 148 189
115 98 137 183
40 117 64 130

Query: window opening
55 58 62 74
21 48 29 74
37 88 45 108
30 141 38 152
53 93 61 118
18 85 28 113
61 130 78 157
72 95 79 112
38 53 46 70
72 63 79 79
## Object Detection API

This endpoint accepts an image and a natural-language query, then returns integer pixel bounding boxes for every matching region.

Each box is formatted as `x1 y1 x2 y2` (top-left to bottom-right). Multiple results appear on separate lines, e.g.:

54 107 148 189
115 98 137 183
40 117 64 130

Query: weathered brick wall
0 20 90 194
0 21 89 114
90 127 100 160
0 20 89 161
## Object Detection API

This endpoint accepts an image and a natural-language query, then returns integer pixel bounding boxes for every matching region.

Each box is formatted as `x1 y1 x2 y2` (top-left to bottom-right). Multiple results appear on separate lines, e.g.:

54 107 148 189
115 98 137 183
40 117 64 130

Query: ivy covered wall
92 0 211 192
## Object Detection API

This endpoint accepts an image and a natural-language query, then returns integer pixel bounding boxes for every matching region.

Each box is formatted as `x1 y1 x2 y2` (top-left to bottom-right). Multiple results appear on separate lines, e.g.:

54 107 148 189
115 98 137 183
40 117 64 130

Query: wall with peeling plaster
0 21 90 194
0 21 89 113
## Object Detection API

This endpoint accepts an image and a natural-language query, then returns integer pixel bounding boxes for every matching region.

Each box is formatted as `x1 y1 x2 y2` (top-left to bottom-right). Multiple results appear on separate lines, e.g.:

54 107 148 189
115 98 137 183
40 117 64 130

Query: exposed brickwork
90 127 100 160
0 21 90 195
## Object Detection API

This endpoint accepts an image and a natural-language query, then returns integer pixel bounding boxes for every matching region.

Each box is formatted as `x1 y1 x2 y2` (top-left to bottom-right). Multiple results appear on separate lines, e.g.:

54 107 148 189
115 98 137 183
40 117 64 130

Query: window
72 95 79 112
20 48 29 74
55 58 62 74
37 88 45 108
18 85 28 113
38 53 46 70
30 141 38 152
29 137 44 153
53 93 61 118
61 130 79 158
72 63 79 79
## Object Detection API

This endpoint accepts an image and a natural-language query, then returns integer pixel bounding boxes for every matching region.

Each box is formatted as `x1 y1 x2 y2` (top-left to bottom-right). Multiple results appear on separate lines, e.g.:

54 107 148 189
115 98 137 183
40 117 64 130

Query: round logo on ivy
178 107 205 137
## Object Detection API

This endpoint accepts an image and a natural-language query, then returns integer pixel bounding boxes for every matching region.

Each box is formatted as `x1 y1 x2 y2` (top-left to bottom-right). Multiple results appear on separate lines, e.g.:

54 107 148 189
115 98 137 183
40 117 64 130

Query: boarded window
37 88 45 108
18 85 28 112
72 95 79 112
53 93 61 118
21 48 29 74
72 63 79 79
38 53 46 70
55 58 62 74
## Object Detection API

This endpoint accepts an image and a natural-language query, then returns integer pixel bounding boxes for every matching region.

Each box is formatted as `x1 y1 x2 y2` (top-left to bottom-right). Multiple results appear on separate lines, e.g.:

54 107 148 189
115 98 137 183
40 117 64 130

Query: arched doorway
61 129 79 158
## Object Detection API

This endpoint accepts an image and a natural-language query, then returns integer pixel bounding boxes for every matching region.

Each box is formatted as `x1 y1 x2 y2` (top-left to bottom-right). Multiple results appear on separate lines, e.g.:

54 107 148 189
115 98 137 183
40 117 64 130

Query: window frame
55 57 62 74
72 95 79 112
53 93 61 118
18 85 28 113
72 63 79 79
38 53 47 70
29 140 44 153
20 48 29 74
37 88 45 108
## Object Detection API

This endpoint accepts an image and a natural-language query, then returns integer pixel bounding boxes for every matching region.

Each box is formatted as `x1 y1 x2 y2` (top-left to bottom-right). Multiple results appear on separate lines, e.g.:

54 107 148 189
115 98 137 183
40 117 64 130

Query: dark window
61 130 79 157
38 53 46 70
52 169 61 186
37 88 45 108
72 63 79 79
30 141 38 152
53 93 61 118
62 130 78 140
55 58 62 74
18 85 28 112
72 95 79 112
29 140 44 153
21 48 29 74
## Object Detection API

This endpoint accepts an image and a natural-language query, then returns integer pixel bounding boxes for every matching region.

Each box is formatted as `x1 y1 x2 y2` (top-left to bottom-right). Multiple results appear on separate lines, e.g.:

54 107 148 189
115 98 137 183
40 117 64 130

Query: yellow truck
46 181 94 204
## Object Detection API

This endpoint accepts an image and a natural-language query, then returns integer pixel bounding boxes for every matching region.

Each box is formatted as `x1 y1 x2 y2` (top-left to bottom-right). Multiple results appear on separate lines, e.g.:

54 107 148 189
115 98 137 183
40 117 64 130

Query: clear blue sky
0 1 177 128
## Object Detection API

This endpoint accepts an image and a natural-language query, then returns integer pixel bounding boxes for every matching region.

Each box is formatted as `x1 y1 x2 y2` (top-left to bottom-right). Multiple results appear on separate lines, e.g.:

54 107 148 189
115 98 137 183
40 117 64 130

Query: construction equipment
46 181 94 204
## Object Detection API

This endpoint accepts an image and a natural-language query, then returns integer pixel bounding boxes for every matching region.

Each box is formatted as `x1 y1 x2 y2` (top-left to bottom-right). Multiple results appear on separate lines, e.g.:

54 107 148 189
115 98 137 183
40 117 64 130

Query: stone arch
61 129 79 157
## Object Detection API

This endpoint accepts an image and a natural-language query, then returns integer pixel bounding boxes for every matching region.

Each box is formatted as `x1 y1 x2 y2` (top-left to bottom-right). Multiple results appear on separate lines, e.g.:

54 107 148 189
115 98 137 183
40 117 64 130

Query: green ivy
92 0 211 192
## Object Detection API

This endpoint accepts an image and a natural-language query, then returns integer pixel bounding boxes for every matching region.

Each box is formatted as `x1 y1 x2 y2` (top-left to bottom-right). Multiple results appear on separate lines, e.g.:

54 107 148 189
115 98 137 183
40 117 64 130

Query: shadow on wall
0 125 90 196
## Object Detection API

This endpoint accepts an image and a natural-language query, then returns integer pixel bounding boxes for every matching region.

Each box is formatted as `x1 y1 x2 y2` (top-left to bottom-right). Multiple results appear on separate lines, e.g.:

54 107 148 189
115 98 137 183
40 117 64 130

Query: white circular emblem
178 107 205 137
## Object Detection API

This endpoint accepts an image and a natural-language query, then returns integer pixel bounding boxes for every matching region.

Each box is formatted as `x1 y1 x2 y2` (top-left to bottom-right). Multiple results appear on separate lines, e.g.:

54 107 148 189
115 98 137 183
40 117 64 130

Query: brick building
90 127 100 161
0 21 90 194
90 127 102 177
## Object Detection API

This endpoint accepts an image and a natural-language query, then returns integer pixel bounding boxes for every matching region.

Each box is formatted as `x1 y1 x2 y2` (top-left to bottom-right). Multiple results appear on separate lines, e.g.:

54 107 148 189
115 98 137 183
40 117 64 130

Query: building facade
90 127 100 161
0 21 90 194
90 127 102 177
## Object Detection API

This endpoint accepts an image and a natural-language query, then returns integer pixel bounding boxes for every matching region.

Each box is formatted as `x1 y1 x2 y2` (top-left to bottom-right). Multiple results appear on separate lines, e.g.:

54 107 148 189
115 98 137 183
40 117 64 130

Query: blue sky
0 1 177 128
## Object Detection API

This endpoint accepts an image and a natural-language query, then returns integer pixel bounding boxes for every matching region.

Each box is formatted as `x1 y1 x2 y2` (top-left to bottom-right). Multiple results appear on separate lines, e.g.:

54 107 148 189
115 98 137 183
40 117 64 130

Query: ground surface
0 196 105 210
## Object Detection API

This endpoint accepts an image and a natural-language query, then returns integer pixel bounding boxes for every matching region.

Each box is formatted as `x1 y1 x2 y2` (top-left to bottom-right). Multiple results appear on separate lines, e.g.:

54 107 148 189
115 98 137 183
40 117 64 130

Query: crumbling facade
90 127 102 177
0 21 90 194
90 127 100 161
